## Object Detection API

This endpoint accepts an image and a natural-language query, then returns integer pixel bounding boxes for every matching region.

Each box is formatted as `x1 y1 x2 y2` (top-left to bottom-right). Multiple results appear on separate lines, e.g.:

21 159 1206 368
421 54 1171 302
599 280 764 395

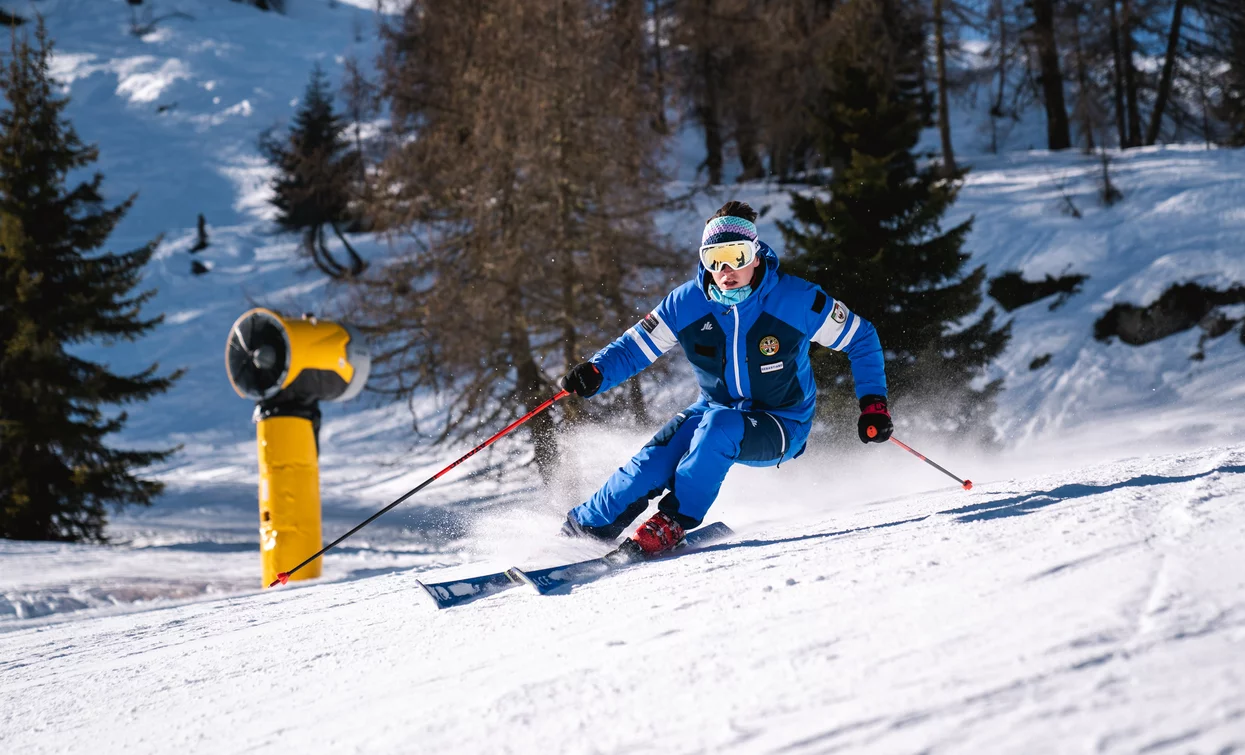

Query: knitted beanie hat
701 215 759 247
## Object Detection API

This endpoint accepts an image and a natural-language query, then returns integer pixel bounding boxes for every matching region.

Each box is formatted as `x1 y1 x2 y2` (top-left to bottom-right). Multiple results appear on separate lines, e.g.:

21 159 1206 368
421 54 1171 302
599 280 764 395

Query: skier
558 201 892 556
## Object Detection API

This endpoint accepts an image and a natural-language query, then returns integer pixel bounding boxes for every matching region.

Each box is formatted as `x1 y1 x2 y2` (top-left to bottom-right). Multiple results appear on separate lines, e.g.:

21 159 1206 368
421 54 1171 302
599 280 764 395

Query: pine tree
260 64 365 279
780 0 1010 444
0 22 180 542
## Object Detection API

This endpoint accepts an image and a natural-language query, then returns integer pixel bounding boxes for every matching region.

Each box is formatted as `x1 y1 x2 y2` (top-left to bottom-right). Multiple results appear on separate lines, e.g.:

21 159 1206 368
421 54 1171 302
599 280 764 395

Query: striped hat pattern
702 216 759 247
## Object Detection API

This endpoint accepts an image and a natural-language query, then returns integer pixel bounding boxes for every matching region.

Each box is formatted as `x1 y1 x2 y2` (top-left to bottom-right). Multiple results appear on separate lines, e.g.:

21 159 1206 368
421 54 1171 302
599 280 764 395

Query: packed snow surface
2 2 1245 753
4 446 1245 753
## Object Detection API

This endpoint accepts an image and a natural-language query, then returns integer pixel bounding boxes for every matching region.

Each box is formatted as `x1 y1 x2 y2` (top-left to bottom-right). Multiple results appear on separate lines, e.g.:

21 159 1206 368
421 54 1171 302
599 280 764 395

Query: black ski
416 570 519 609
506 522 733 595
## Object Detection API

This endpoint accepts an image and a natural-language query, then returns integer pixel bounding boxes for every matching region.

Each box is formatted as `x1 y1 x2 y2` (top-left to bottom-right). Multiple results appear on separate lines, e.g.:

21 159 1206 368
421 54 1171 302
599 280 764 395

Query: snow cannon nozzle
962 480 973 491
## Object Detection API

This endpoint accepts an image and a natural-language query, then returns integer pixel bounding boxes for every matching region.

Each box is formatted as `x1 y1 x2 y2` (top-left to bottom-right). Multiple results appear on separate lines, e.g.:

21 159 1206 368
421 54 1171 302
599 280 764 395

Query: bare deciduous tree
355 0 679 480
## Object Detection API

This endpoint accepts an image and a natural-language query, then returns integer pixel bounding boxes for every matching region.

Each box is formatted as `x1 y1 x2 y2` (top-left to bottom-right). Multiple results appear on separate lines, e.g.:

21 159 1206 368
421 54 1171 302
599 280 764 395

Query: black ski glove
858 395 893 444
559 362 603 398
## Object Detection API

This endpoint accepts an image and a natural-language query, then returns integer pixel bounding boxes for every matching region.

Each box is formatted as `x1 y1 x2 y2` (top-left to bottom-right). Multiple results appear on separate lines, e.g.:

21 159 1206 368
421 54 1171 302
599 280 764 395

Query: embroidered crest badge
831 301 847 324
758 335 780 356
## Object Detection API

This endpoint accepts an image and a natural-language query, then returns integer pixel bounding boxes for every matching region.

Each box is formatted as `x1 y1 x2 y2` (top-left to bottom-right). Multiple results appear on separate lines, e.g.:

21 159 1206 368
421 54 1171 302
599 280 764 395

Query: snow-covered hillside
2 2 1245 752
722 145 1245 452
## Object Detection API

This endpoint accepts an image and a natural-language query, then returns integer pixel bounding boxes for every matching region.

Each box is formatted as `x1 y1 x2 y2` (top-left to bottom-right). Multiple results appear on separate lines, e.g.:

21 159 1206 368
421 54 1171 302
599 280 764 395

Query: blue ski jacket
589 242 887 427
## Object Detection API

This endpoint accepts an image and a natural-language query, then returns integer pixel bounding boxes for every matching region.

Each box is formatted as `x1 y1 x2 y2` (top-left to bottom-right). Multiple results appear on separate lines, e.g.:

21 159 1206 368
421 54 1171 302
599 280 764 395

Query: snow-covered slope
3 446 1244 753
2 3 1245 751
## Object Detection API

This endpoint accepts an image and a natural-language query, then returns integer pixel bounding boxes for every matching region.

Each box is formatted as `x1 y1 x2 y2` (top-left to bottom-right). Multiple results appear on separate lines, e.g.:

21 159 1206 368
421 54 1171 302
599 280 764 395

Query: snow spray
269 390 571 587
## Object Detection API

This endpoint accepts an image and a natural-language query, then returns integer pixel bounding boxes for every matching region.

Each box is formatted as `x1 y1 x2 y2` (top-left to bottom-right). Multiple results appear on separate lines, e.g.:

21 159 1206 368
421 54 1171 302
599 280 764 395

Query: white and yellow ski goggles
699 239 758 272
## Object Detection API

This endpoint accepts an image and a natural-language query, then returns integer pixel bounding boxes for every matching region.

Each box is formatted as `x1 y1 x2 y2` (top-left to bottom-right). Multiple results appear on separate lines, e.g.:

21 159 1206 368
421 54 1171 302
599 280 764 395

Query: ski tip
962 480 973 491
414 581 450 609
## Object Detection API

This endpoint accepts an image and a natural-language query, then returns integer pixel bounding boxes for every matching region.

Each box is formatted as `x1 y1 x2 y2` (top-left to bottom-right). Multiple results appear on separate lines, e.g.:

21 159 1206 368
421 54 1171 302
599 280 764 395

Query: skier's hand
858 395 893 444
560 362 603 398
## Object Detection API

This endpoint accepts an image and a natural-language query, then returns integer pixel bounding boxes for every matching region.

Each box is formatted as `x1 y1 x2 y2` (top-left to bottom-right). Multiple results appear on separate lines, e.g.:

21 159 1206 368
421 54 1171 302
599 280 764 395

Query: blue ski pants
569 402 810 532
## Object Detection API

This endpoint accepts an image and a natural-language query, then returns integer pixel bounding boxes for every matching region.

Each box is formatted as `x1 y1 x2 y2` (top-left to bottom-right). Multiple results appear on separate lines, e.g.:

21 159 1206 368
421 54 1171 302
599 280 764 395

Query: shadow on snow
706 464 1245 554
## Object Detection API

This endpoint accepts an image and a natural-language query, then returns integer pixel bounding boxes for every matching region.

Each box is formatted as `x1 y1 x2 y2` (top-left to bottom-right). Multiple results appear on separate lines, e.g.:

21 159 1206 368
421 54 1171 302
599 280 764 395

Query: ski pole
868 427 973 490
269 389 571 587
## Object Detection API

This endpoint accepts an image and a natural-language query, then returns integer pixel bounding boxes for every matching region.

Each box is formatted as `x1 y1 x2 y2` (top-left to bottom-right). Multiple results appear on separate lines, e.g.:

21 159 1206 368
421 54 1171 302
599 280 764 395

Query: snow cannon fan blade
225 309 371 403
225 309 290 401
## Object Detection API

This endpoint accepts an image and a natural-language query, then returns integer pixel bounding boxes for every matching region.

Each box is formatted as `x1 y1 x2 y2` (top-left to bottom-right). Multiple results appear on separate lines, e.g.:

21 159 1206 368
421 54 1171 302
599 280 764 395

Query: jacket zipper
731 305 743 400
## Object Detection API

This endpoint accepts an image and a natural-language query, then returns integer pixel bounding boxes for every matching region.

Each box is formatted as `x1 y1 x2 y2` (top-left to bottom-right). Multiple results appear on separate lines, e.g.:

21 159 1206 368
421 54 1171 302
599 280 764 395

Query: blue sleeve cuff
843 318 887 399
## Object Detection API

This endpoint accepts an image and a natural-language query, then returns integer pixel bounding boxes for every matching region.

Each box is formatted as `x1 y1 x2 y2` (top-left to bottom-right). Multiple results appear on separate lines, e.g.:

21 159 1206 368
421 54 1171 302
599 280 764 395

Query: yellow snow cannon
225 309 370 587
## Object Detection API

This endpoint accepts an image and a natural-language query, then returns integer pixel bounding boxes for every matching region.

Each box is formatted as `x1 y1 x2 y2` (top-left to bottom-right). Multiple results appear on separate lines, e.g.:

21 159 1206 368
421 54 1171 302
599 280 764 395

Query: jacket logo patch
758 335 780 356
701 321 714 331
831 302 847 324
748 416 758 427
641 313 659 333
760 362 784 374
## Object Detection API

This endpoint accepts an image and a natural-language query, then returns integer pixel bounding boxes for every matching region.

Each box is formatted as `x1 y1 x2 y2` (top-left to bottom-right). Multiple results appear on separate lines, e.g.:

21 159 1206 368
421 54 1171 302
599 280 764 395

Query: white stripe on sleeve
835 316 862 350
812 300 850 347
628 327 659 362
646 312 678 353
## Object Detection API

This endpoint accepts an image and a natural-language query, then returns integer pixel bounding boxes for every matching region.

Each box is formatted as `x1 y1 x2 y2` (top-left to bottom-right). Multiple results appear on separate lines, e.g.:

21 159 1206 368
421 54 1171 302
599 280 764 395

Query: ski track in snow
2 2 1245 752
3 447 1245 753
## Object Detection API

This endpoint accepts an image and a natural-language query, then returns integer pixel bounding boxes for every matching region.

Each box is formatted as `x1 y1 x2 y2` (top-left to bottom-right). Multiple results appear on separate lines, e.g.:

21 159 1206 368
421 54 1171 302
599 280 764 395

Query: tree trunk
696 0 723 184
1146 0 1186 145
1031 0 1071 150
627 376 650 425
515 356 558 483
307 226 347 279
1071 12 1095 152
933 0 957 173
698 49 724 184
504 257 558 482
989 0 1008 154
1199 65 1213 148
651 0 669 134
734 102 765 181
1121 0 1142 147
554 0 579 420
1108 0 1128 147
330 222 367 276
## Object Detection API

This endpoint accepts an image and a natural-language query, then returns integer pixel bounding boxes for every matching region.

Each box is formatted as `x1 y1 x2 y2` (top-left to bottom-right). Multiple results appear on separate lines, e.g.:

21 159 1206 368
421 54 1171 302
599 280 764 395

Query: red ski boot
631 511 686 555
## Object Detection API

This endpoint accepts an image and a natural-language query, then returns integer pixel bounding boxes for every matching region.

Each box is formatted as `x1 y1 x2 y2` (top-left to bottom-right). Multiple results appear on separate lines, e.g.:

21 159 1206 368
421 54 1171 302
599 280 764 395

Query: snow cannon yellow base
256 415 322 585
225 309 370 587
